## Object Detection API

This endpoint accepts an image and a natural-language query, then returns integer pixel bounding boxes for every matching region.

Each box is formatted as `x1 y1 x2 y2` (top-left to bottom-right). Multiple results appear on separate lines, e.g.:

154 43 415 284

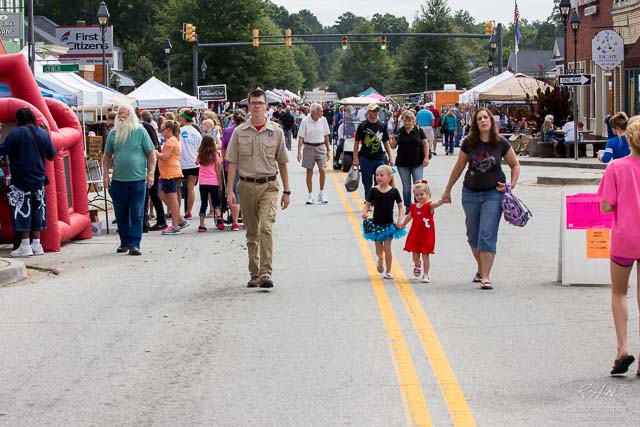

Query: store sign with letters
592 30 623 71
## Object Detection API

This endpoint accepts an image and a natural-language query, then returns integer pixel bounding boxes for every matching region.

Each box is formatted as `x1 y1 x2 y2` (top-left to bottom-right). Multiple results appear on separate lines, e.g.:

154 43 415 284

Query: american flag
514 0 522 53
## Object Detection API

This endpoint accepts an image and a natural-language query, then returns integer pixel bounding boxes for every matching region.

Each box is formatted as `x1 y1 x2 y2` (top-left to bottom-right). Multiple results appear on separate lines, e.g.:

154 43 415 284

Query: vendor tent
338 96 389 105
129 76 206 109
91 82 137 107
236 91 286 106
458 71 514 104
37 71 102 108
357 87 381 97
477 73 551 102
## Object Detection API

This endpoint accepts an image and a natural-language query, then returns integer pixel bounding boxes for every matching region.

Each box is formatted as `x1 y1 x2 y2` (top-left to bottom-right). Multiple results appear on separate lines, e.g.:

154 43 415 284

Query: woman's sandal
383 273 394 280
610 354 635 375
376 258 384 273
413 262 422 278
472 272 482 283
480 280 493 290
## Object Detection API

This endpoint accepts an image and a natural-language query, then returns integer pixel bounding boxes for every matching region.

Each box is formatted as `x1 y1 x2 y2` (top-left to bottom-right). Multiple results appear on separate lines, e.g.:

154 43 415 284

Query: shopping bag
344 165 360 192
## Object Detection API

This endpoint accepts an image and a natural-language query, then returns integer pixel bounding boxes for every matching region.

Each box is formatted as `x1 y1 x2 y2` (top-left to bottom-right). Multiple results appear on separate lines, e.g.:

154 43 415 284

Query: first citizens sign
592 30 623 71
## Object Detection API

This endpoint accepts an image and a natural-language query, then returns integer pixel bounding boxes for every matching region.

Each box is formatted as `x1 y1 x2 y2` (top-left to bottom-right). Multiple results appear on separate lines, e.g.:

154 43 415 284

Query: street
1 152 639 426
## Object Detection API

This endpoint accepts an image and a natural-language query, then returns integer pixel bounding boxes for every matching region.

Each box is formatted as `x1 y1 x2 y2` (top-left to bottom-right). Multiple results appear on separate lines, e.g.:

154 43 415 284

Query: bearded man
102 105 156 256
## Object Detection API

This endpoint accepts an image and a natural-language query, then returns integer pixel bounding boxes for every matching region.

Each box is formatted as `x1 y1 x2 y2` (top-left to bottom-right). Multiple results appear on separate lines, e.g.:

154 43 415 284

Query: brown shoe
259 275 274 288
128 247 142 256
247 276 260 288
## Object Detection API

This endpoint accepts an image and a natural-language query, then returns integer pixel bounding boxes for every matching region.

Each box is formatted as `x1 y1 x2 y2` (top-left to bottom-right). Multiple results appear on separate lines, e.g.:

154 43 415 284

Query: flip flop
610 355 635 375
383 273 394 280
472 273 482 283
480 281 493 290
376 258 384 273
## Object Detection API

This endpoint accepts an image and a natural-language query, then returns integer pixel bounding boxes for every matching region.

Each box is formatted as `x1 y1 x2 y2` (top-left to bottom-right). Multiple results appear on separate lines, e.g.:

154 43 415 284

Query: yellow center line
337 171 477 427
328 169 433 427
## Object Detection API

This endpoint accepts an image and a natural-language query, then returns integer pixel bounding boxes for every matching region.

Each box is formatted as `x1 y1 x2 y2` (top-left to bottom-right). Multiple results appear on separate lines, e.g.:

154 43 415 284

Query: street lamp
558 0 571 73
423 58 429 92
201 58 207 80
571 10 580 161
97 1 110 88
164 38 172 85
489 33 497 51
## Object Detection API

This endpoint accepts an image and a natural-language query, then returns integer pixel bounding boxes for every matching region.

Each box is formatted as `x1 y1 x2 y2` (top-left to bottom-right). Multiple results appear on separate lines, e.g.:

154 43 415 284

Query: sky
271 0 557 27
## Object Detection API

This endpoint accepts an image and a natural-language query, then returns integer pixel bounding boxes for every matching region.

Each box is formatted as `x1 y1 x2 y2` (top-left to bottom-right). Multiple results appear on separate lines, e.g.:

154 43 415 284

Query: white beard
114 118 134 143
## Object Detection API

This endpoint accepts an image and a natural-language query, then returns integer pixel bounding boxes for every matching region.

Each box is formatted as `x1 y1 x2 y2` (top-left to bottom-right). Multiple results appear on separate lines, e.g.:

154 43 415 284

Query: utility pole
497 23 503 74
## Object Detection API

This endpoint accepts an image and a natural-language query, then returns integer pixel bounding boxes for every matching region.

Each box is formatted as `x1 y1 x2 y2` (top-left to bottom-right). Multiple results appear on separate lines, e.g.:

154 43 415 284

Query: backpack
440 115 449 131
501 184 532 227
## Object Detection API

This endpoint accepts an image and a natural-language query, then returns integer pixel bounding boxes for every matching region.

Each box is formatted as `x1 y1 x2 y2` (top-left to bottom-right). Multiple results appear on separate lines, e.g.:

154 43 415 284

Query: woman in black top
442 108 520 290
390 111 430 211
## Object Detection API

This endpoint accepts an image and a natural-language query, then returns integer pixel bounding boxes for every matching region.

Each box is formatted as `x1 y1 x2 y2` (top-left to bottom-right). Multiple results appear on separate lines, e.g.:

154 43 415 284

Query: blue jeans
360 156 385 199
397 165 424 210
455 125 463 147
443 130 455 153
111 180 146 249
461 188 504 253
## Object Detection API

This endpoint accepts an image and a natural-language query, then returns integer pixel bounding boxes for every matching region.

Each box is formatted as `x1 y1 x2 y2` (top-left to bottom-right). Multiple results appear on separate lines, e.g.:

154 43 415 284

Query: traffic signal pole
193 37 198 99
497 23 503 74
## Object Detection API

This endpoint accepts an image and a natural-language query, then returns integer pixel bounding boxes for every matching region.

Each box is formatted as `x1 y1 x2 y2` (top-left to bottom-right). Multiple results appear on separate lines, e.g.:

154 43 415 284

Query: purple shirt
222 125 236 171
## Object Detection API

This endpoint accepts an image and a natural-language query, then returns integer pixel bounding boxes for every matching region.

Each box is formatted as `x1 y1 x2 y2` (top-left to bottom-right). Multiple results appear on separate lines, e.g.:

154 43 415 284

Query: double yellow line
329 169 476 427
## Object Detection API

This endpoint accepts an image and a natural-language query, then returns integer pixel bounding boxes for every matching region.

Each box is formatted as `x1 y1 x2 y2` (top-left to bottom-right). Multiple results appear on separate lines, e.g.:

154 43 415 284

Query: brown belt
239 175 277 184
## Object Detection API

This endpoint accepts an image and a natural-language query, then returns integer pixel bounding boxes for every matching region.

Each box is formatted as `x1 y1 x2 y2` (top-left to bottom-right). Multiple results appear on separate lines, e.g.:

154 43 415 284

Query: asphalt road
1 148 639 426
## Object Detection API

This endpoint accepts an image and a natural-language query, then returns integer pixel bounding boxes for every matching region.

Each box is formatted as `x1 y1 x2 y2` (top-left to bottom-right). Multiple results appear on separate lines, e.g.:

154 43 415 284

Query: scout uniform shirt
226 119 289 178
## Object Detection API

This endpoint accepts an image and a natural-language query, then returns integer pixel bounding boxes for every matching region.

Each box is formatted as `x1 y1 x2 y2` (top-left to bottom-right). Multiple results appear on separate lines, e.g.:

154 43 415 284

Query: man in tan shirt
226 88 290 288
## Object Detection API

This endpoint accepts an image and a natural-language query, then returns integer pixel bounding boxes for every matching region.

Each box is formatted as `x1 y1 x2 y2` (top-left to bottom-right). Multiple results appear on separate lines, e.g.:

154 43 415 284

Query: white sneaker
11 245 33 257
318 193 328 204
306 195 314 205
31 244 45 256
421 275 431 283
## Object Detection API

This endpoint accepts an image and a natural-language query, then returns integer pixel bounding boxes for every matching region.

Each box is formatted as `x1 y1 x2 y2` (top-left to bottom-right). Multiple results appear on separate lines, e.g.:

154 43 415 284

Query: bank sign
55 25 113 65
592 30 623 71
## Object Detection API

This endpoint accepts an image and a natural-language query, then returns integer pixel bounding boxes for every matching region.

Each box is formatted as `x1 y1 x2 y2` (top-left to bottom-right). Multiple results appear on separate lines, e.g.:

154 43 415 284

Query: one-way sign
558 74 592 86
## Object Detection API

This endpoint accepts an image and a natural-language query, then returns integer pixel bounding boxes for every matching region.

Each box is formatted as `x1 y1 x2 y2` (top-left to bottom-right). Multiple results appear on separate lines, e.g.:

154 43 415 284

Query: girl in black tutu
361 165 407 279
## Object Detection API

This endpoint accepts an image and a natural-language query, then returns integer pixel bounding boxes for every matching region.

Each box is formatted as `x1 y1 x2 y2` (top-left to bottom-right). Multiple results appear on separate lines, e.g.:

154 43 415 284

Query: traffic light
380 35 387 50
484 21 494 35
341 36 348 50
252 29 260 47
184 23 196 42
285 28 292 47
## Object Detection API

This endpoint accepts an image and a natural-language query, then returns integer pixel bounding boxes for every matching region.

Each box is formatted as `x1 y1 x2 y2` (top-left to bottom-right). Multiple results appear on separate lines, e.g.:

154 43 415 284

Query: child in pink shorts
598 115 640 376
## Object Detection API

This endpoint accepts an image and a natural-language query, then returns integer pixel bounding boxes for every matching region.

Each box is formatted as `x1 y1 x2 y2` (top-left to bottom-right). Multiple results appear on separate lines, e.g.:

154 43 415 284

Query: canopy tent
278 89 300 101
476 73 551 102
37 71 103 108
357 87 381 97
458 71 514 104
128 76 206 109
0 83 68 103
236 91 286 107
338 96 389 105
91 81 137 107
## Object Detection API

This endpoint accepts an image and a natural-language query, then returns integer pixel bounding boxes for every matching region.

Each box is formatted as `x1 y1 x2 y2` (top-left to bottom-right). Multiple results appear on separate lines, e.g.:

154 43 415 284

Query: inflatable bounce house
0 54 91 252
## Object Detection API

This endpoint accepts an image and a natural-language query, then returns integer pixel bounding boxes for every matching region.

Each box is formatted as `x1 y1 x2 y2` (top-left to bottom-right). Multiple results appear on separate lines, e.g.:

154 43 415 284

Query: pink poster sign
566 193 613 229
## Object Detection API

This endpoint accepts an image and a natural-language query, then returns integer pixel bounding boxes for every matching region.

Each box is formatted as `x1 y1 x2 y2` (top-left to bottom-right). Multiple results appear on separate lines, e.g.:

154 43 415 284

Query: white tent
129 76 206 109
476 73 551 102
458 71 514 104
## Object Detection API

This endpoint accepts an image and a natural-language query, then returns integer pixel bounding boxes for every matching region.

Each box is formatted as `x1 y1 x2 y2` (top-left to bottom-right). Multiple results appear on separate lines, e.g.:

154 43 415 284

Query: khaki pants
238 180 279 277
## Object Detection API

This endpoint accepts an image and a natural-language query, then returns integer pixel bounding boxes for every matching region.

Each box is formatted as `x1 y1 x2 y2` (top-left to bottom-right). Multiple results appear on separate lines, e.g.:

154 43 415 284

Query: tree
371 13 409 54
393 0 470 93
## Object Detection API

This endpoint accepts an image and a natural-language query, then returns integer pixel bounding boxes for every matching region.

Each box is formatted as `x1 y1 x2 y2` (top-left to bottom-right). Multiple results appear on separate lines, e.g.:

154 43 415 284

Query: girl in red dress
401 180 445 283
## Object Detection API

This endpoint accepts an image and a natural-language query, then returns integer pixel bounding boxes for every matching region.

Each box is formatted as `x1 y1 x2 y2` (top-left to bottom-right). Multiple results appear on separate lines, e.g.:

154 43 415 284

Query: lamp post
489 33 497 76
488 56 494 76
97 1 110 88
571 10 580 161
558 0 571 73
423 58 429 92
164 38 172 85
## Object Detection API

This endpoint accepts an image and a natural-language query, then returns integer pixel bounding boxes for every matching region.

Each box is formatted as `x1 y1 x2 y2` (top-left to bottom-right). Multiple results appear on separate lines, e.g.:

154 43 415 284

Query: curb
537 172 603 186
520 158 606 170
0 257 28 286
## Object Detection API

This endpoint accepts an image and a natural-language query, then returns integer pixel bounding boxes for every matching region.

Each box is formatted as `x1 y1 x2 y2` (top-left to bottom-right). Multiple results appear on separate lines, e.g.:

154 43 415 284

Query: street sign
0 13 21 39
42 64 80 73
558 74 592 86
198 84 227 101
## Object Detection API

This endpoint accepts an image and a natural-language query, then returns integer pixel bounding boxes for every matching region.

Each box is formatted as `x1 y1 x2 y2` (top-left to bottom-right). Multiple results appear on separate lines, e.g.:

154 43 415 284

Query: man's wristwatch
283 190 291 195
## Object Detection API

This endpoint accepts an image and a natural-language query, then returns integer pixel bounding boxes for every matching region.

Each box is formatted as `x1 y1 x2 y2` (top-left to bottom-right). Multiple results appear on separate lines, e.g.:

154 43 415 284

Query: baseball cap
366 103 380 111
